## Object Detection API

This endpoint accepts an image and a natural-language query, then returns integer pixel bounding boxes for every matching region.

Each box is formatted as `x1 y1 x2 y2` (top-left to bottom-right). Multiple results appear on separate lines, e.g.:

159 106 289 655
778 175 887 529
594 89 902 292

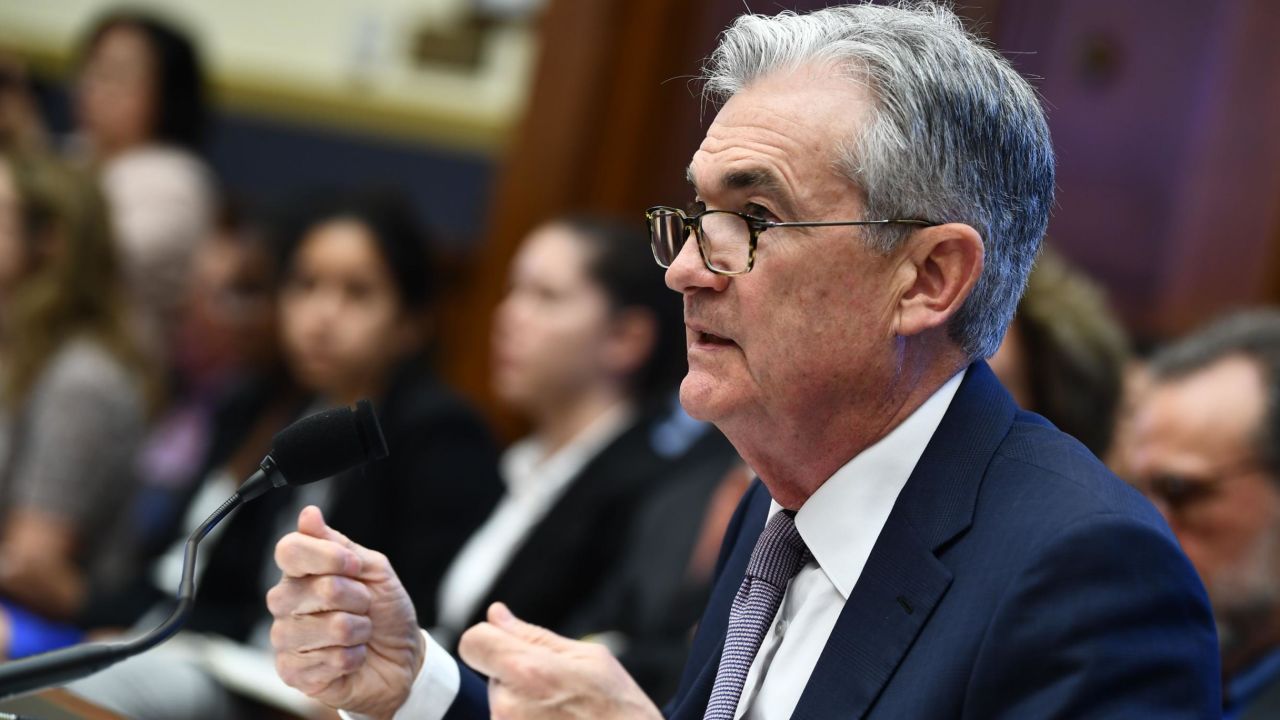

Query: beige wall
0 0 539 150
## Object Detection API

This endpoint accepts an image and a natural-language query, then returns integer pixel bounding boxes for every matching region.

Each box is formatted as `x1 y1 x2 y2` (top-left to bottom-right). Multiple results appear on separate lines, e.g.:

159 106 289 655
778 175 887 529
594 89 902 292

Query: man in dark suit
1127 311 1280 720
264 4 1219 718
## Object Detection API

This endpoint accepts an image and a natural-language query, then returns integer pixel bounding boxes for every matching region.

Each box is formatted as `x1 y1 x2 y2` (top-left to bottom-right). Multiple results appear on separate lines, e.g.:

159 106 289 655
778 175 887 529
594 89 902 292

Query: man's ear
603 307 658 380
893 223 984 338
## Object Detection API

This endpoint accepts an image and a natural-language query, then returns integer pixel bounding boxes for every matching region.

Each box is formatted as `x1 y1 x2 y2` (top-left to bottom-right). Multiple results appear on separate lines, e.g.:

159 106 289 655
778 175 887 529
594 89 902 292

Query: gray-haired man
267 4 1218 718
1129 311 1280 720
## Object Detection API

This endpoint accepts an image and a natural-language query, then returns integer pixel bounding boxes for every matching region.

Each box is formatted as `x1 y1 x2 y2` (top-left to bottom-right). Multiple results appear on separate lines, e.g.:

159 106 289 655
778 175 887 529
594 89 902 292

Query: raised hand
459 602 663 720
268 505 424 719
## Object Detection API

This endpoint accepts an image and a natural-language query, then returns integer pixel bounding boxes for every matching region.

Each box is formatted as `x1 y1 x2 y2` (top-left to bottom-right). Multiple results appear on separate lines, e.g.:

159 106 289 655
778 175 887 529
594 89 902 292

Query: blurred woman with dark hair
67 190 503 720
72 10 215 367
431 215 697 645
0 150 150 653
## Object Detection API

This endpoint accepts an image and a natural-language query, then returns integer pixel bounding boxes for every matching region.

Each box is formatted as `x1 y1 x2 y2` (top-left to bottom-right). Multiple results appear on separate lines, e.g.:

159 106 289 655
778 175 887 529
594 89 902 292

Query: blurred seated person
1127 310 1280 720
127 196 284 554
66 191 503 720
0 52 48 153
565 444 746 701
988 246 1128 457
72 11 215 364
0 150 151 654
431 215 689 646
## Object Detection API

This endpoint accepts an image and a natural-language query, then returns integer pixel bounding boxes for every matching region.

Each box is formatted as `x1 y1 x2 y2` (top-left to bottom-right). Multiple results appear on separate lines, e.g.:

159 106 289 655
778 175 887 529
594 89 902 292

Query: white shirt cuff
339 629 461 720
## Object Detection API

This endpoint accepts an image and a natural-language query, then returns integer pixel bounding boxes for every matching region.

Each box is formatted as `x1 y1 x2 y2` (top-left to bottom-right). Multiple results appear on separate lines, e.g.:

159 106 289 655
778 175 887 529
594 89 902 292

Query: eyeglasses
1131 458 1262 518
645 205 937 275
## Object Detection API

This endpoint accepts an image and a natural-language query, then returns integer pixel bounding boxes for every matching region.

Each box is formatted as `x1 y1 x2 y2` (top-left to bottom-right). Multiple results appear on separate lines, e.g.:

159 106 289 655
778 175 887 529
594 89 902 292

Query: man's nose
665 234 730 294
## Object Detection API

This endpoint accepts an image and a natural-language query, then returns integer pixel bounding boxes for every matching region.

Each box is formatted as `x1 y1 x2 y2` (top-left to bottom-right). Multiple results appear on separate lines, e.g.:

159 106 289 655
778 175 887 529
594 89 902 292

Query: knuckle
273 537 299 570
265 583 289 616
316 575 341 605
333 645 366 674
588 642 613 661
329 613 366 643
275 654 302 688
328 614 353 642
367 550 391 573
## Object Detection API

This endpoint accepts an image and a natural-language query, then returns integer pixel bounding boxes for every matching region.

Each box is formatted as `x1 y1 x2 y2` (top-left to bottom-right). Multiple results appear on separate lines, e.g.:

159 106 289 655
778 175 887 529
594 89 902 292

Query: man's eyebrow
723 168 783 194
685 165 785 196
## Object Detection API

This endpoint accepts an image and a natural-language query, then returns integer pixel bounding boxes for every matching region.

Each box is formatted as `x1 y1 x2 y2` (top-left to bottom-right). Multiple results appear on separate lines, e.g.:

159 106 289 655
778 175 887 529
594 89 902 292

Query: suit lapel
791 362 1017 719
667 484 772 720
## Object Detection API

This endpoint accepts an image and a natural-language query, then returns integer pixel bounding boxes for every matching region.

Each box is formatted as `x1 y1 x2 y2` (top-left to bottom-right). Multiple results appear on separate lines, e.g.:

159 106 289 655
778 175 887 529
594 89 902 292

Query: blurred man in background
1129 310 1280 719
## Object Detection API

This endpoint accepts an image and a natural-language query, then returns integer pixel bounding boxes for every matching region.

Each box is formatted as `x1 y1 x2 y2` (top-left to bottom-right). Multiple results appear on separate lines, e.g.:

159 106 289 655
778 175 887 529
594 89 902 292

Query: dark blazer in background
444 362 1221 719
457 411 675 636
193 359 504 639
565 428 740 701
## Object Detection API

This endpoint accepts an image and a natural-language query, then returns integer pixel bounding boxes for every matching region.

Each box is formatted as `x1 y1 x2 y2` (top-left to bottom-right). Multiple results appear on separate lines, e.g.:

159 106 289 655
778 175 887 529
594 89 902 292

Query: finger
277 645 369 689
268 575 373 617
297 506 355 547
457 621 529 680
293 507 394 585
270 611 373 653
276 648 362 702
487 602 576 652
275 532 361 579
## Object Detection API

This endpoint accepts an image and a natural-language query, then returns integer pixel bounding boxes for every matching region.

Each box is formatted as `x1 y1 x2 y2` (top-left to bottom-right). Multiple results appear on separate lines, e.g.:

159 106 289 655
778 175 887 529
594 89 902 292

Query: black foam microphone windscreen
270 399 389 486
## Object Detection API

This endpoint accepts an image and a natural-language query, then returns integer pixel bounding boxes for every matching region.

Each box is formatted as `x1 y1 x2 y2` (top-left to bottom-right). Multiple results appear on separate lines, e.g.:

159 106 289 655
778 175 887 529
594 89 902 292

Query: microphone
0 399 389 700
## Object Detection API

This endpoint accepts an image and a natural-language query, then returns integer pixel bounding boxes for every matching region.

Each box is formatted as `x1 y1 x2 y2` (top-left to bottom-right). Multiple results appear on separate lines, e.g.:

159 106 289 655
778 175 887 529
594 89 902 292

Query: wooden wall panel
997 0 1280 339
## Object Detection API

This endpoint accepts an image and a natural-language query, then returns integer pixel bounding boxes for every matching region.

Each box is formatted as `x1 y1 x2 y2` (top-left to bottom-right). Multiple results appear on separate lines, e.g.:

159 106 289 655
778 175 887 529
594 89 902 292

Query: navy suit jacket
446 363 1220 718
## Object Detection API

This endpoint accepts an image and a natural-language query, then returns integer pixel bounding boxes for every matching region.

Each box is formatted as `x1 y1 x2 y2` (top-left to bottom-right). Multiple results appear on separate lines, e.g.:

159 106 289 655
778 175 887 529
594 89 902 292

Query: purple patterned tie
704 510 812 720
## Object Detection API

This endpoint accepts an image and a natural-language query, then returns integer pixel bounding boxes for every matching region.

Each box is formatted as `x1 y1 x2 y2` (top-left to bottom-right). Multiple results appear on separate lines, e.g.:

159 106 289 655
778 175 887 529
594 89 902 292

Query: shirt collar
775 369 965 599
501 401 636 497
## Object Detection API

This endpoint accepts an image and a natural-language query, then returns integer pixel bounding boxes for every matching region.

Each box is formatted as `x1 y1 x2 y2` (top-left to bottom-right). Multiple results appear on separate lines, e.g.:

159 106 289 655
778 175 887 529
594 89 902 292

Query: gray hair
1149 310 1280 483
702 1 1055 359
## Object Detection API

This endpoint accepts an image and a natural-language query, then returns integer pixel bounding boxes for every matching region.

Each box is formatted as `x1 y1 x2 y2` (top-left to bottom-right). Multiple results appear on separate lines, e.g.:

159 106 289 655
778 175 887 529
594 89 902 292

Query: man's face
667 67 906 449
1127 355 1280 649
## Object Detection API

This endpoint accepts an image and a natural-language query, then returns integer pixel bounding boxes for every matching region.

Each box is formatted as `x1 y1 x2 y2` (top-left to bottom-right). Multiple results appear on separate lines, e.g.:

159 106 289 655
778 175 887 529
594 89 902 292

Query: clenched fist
268 506 424 719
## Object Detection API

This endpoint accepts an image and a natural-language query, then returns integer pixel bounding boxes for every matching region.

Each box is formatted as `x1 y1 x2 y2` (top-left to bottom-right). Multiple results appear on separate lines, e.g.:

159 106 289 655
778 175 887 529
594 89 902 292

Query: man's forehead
1141 361 1266 452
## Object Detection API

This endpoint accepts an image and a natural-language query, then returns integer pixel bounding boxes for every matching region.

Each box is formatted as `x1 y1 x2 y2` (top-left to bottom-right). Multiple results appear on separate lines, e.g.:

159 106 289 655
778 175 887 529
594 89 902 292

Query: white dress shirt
344 370 963 720
433 401 634 642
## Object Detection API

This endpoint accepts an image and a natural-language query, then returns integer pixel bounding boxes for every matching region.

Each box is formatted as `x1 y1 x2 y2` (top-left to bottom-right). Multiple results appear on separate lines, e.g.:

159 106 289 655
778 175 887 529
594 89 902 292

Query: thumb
487 603 575 651
296 505 354 547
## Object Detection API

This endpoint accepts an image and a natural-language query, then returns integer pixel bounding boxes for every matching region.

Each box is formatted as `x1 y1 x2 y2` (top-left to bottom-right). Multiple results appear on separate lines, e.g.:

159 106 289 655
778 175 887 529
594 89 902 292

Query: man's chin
678 371 735 423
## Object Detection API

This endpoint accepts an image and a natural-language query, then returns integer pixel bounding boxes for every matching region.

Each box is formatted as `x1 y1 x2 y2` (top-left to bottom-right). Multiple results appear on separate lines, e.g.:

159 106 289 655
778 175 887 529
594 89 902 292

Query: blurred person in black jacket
430 215 694 647
67 191 502 720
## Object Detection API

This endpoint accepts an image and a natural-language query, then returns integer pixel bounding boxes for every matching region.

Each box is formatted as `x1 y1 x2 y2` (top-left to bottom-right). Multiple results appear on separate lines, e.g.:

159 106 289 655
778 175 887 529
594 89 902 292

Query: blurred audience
0 150 150 652
0 52 47 153
67 191 502 720
72 11 215 367
131 197 292 568
989 247 1129 457
1127 310 1280 719
432 215 696 646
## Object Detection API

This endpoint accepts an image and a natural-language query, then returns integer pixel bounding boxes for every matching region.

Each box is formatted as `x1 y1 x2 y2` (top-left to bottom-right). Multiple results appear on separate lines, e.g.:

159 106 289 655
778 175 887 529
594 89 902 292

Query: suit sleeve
964 512 1221 719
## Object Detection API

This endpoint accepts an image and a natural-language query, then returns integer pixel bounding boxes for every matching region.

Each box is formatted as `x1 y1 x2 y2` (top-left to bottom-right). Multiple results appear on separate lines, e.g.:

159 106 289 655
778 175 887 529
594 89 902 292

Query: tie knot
745 510 811 588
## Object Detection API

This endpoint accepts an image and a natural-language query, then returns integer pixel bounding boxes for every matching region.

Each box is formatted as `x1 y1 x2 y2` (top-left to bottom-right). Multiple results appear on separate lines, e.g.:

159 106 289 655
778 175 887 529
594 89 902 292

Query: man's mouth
698 331 735 346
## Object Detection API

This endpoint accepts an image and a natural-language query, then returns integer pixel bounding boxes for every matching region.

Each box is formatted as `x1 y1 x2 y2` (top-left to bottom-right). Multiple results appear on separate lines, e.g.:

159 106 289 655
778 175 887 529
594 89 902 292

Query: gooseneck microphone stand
0 486 247 700
0 398 387 701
